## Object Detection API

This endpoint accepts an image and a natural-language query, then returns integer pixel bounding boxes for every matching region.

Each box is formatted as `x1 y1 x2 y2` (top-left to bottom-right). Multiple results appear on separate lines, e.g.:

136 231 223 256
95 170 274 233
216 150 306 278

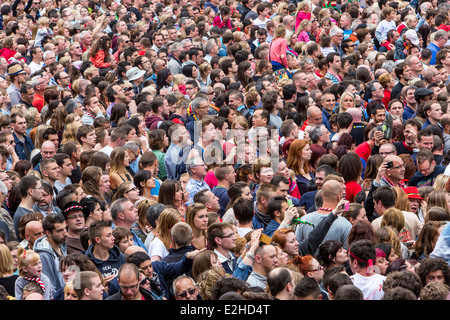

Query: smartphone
386 161 394 169
259 233 272 245
341 202 350 211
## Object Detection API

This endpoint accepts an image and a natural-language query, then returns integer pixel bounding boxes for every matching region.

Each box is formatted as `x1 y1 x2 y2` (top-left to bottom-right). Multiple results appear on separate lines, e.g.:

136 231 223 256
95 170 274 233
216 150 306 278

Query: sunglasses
176 288 196 298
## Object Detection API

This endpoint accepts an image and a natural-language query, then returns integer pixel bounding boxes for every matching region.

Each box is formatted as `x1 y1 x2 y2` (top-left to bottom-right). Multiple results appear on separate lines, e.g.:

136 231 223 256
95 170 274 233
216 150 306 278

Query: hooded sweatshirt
33 236 67 293
84 244 125 280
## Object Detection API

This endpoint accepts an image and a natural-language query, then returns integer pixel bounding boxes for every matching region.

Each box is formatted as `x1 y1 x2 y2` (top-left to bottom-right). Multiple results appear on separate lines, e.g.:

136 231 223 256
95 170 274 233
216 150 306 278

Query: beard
37 202 51 211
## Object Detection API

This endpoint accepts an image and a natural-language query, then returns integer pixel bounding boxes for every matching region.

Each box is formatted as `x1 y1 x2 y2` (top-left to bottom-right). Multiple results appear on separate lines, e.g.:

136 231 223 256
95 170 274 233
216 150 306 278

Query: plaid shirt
185 178 210 206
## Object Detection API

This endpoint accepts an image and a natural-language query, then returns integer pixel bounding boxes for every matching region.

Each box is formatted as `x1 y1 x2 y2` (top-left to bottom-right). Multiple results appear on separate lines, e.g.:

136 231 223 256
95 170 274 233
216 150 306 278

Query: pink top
295 11 311 30
213 16 232 29
297 30 311 42
269 37 288 67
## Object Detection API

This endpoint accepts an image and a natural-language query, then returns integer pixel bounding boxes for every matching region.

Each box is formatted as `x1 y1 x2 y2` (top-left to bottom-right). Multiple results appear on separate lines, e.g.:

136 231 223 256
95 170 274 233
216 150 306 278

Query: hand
93 143 102 151
128 100 137 114
374 130 384 144
249 228 263 252
388 44 395 50
376 161 388 183
103 274 117 283
333 198 349 215
2 143 13 155
283 205 299 224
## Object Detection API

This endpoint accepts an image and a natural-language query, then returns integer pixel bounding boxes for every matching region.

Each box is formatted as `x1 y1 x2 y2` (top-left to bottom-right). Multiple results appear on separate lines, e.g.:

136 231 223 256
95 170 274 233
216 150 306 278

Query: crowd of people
0 0 449 303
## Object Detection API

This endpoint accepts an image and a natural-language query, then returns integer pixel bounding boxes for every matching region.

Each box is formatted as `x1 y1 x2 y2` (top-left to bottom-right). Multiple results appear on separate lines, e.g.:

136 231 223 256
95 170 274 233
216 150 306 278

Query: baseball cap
404 30 419 46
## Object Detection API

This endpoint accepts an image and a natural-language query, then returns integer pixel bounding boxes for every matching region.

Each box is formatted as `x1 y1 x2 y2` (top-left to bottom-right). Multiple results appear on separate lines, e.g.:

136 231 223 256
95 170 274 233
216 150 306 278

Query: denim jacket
13 131 34 161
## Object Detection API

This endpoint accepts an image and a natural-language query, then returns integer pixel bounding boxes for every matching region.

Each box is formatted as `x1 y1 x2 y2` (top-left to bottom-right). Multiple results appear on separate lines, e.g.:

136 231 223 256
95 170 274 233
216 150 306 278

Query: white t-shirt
237 227 253 238
350 273 386 300
147 236 169 260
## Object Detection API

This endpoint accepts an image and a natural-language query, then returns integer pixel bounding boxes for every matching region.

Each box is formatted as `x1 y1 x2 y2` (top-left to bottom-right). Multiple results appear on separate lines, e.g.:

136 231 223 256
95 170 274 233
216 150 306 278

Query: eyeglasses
221 232 236 238
310 265 324 272
391 164 406 170
120 283 139 291
379 151 395 156
176 287 196 298
67 213 84 220
125 187 139 194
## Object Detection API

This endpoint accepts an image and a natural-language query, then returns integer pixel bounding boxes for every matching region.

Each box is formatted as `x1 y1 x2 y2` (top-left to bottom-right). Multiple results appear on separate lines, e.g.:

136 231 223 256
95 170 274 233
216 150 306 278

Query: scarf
254 205 272 229
23 276 45 292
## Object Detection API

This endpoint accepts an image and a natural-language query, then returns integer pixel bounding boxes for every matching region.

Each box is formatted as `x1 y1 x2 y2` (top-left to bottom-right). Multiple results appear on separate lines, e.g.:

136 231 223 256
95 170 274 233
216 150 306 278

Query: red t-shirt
354 141 371 162
345 180 362 203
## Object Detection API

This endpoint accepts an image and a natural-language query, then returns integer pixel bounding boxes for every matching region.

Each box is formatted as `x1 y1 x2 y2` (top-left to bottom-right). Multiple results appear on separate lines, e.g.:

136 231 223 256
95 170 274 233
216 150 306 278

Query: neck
237 221 252 228
93 244 110 261
217 180 230 189
215 246 230 258
114 220 132 229
318 201 337 212
14 130 24 139
47 237 61 255
44 178 55 187
142 188 152 199
253 265 267 278
190 174 203 182
20 197 35 210
67 228 81 238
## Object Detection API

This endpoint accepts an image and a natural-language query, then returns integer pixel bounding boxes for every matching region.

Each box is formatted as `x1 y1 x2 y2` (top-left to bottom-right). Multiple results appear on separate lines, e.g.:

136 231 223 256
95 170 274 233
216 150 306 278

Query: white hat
404 29 419 46
126 67 146 81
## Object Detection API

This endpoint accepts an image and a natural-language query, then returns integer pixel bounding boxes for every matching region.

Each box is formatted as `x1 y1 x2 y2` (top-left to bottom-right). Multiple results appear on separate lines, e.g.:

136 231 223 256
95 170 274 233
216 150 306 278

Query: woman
89 35 115 69
0 243 18 298
61 122 80 145
337 152 363 203
134 169 157 201
339 92 356 113
236 61 253 89
379 73 396 107
156 68 173 95
290 254 326 297
111 181 141 206
271 228 299 260
148 207 182 261
185 203 209 250
269 24 290 79
342 203 368 226
251 157 273 198
109 103 128 128
94 127 110 150
317 240 348 271
286 140 313 196
348 219 377 245
223 115 248 160
221 181 253 225
158 180 185 217
362 155 383 190
411 221 446 262
192 250 223 281
148 129 168 181
82 166 107 203
88 152 111 173
81 197 103 228
132 199 153 245
109 147 132 193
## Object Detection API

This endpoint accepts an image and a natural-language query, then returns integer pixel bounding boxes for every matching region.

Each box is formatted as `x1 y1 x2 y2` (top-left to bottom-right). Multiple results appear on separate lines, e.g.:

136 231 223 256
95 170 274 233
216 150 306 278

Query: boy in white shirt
375 7 397 46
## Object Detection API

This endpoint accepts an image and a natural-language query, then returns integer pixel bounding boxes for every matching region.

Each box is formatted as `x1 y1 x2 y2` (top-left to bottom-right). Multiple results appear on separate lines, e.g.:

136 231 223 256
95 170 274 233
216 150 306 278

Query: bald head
321 180 342 202
41 140 57 159
25 293 45 300
124 245 146 256
25 220 44 249
307 106 322 125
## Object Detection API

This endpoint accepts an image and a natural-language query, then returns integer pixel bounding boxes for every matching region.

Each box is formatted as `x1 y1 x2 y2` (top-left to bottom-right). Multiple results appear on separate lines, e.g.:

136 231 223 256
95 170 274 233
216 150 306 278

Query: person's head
17 247 42 278
73 270 104 300
267 267 294 299
18 175 43 202
348 239 376 275
207 222 236 252
173 275 198 300
416 257 450 286
88 220 114 250
317 240 348 269
293 277 322 300
272 228 299 258
342 203 367 226
253 244 279 276
192 249 222 280
373 186 396 215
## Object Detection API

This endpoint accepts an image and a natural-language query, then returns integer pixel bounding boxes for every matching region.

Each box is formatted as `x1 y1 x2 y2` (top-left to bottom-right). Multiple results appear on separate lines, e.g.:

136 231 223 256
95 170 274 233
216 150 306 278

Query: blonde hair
381 207 405 233
433 174 450 191
17 247 41 277
155 208 182 250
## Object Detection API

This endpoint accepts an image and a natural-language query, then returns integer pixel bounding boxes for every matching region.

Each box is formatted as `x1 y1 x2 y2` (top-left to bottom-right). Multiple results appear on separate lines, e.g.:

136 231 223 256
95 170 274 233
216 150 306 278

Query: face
284 232 299 257
419 136 434 151
427 103 443 121
44 162 61 181
259 167 274 184
260 245 279 274
375 256 389 275
372 109 386 124
24 258 42 278
175 278 198 300
301 144 312 162
425 270 446 284
322 94 335 112
193 208 209 231
252 109 267 127
66 210 85 233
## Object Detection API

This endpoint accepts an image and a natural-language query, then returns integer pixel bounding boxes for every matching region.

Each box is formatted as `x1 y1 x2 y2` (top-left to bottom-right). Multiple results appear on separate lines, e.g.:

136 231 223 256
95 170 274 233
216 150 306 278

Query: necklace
318 207 333 211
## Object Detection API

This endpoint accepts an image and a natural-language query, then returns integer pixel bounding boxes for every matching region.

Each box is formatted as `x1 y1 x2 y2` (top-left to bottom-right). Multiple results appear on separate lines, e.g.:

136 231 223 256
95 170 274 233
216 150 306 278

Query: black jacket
106 287 155 300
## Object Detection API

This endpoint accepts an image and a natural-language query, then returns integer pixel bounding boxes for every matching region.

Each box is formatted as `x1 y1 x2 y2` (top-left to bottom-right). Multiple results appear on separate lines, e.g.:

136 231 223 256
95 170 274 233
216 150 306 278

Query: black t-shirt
70 165 82 184
394 142 414 155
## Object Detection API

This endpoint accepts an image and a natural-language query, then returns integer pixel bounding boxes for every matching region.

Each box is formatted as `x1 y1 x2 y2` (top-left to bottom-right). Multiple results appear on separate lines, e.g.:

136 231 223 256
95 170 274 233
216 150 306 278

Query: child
33 17 54 48
375 7 396 47
295 1 312 30
15 247 54 300
297 19 312 42
213 6 232 29
112 227 134 254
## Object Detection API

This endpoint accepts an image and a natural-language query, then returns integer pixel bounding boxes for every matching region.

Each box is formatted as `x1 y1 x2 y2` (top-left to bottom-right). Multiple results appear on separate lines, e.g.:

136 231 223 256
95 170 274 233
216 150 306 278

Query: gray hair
79 30 90 40
433 29 448 42
170 42 183 54
203 39 216 55
309 125 324 144
65 99 79 114
0 181 7 196
172 275 196 295
123 141 140 153
190 97 207 113
110 198 130 221
381 60 395 73
31 76 42 89
43 50 54 60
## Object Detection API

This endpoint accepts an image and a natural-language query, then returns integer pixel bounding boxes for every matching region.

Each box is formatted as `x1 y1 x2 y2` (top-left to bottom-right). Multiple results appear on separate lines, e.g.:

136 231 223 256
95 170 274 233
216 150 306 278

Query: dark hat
62 201 84 219
414 87 433 98
356 23 368 30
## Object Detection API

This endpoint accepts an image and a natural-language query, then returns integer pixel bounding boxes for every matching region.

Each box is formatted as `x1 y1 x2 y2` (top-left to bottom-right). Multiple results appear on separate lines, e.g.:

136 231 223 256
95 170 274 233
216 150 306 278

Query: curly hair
382 270 422 298
416 257 450 287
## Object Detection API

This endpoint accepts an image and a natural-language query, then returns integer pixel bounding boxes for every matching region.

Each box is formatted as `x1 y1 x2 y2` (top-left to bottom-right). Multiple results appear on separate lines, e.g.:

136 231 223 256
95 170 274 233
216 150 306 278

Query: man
193 189 220 213
77 124 98 153
391 62 413 100
366 81 385 103
300 106 322 137
409 148 446 187
61 141 82 184
165 123 192 181
295 180 352 251
173 276 199 300
411 128 435 164
43 50 56 67
13 175 43 239
53 153 73 193
85 220 126 282
161 222 194 263
186 97 209 142
280 119 299 144
324 53 342 84
370 104 386 126
426 29 448 65
147 97 171 130
107 263 155 300
23 220 44 250
203 39 219 64
7 64 27 108
185 159 210 206
264 196 298 237
111 198 146 250
40 158 61 197
379 143 397 158
331 112 353 142
33 180 61 216
422 100 443 130
207 222 237 275
441 114 450 153
292 71 309 102
321 92 336 132
106 82 129 116
54 70 70 91
31 75 47 112
355 128 384 162
349 239 386 300
212 165 236 217
299 165 335 212
73 271 105 300
406 55 424 79
100 127 126 157
167 42 183 76
330 28 344 56
402 86 419 121
61 201 85 254
69 42 83 62
81 95 106 126
28 47 44 74
11 113 34 162
252 183 277 230
33 213 67 293
246 243 279 290
18 83 35 109
267 267 295 300
340 13 353 40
